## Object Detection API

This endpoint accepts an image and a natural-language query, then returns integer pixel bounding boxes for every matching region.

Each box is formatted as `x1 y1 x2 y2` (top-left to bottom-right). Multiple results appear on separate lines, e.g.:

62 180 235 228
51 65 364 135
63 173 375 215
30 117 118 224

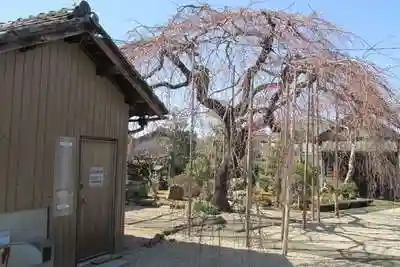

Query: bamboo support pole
282 78 297 256
302 86 311 229
245 76 255 248
311 82 316 220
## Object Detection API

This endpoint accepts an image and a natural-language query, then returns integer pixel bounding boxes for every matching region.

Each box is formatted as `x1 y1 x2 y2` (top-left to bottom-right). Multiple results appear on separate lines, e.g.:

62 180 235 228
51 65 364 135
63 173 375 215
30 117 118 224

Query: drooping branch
143 50 166 79
236 13 277 115
146 47 231 127
125 3 396 151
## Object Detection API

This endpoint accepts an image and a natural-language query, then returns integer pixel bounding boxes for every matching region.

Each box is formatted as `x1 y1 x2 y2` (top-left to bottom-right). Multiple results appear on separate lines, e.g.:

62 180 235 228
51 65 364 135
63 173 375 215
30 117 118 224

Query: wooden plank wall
0 41 128 267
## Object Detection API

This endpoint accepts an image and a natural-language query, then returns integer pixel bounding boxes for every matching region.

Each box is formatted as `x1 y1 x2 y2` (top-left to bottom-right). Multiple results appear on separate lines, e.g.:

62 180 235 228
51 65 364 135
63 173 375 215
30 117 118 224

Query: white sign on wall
54 190 73 215
53 136 76 217
89 166 104 187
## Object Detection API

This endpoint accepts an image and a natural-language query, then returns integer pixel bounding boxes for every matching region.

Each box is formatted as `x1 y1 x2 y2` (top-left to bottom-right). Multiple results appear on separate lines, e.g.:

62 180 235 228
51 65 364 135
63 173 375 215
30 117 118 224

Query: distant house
252 118 400 199
126 129 171 186
0 1 167 266
316 120 399 199
127 127 172 161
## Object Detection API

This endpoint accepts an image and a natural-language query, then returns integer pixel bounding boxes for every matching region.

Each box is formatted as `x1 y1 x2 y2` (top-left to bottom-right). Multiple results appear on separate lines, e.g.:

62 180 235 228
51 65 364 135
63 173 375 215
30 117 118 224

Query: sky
2 0 400 63
2 0 400 135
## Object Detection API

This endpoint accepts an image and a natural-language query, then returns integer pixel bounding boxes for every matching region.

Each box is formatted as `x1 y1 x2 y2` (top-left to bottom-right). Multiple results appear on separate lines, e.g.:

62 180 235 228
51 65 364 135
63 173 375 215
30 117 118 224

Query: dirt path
123 205 400 266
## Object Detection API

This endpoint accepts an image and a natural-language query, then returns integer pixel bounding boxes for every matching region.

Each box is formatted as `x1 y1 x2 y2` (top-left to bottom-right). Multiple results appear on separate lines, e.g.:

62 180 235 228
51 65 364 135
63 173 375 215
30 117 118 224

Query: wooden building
317 125 400 199
253 118 400 199
0 1 167 266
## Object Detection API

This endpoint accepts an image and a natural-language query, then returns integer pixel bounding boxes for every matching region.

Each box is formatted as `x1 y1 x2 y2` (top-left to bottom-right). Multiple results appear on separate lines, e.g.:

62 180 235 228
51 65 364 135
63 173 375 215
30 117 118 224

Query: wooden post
187 52 196 237
315 81 321 223
334 95 340 218
280 81 290 241
245 76 255 248
230 66 235 181
282 78 296 256
212 139 217 194
302 86 311 229
311 82 316 221
168 113 177 185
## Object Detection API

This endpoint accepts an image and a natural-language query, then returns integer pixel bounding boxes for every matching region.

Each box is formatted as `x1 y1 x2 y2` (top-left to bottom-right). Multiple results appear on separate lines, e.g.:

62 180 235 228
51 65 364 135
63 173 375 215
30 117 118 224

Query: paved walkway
123 206 400 266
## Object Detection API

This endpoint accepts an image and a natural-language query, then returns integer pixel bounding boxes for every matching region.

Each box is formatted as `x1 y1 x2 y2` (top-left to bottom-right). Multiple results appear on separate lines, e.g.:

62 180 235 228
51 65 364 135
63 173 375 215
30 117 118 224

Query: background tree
124 4 396 211
255 140 281 194
167 120 197 176
129 115 196 182
185 153 213 187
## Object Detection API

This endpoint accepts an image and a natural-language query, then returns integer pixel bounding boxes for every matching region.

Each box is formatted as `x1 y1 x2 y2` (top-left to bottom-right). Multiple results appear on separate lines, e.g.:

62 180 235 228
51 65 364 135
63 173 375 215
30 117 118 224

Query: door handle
81 196 87 204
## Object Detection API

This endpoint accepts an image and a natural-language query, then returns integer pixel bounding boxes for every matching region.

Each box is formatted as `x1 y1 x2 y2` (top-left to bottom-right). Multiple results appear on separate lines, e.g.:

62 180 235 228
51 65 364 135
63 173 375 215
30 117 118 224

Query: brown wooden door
77 138 117 261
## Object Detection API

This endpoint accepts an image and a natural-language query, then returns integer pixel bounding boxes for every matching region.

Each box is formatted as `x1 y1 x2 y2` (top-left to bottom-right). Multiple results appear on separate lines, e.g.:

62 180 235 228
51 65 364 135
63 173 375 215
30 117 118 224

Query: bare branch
149 80 189 90
238 15 276 115
142 50 166 79
193 66 229 121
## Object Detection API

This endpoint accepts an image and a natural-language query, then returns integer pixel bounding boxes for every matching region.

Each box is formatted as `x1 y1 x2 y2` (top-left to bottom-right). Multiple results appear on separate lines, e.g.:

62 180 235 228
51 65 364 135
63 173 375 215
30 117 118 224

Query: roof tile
0 1 168 116
0 8 73 33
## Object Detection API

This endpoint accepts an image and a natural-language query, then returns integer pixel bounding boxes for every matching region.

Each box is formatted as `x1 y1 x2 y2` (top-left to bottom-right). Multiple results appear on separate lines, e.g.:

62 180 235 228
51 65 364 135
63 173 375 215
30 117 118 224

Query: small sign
89 166 104 187
54 190 74 217
53 136 75 217
59 140 73 147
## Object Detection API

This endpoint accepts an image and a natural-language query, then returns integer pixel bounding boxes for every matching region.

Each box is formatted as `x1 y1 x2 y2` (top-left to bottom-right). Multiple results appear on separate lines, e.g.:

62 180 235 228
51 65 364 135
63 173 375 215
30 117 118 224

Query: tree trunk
344 135 356 184
211 132 246 212
210 156 232 212
274 175 282 207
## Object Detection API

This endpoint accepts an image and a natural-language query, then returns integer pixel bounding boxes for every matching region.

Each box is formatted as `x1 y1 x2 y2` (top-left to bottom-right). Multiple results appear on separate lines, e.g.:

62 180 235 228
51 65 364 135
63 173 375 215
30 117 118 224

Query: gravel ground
123 205 400 267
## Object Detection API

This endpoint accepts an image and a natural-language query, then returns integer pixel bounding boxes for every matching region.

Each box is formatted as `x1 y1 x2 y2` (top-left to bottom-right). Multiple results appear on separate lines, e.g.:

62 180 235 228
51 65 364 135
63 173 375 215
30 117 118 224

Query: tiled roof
0 1 168 117
0 1 95 48
0 8 73 33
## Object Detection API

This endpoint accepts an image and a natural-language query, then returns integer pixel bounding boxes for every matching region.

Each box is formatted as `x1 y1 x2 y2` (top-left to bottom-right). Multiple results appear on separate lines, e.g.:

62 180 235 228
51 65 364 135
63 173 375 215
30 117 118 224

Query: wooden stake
282 78 296 256
315 81 321 223
245 76 255 248
187 52 196 237
334 94 340 218
213 139 217 193
228 65 235 200
168 113 177 184
302 86 311 229
230 66 235 174
280 81 290 241
311 82 316 221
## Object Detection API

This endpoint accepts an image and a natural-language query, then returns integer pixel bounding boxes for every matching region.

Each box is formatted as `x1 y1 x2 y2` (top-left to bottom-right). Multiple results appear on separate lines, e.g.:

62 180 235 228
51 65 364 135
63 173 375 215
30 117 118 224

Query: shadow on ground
124 205 400 266
287 215 400 267
124 235 293 267
125 200 162 212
